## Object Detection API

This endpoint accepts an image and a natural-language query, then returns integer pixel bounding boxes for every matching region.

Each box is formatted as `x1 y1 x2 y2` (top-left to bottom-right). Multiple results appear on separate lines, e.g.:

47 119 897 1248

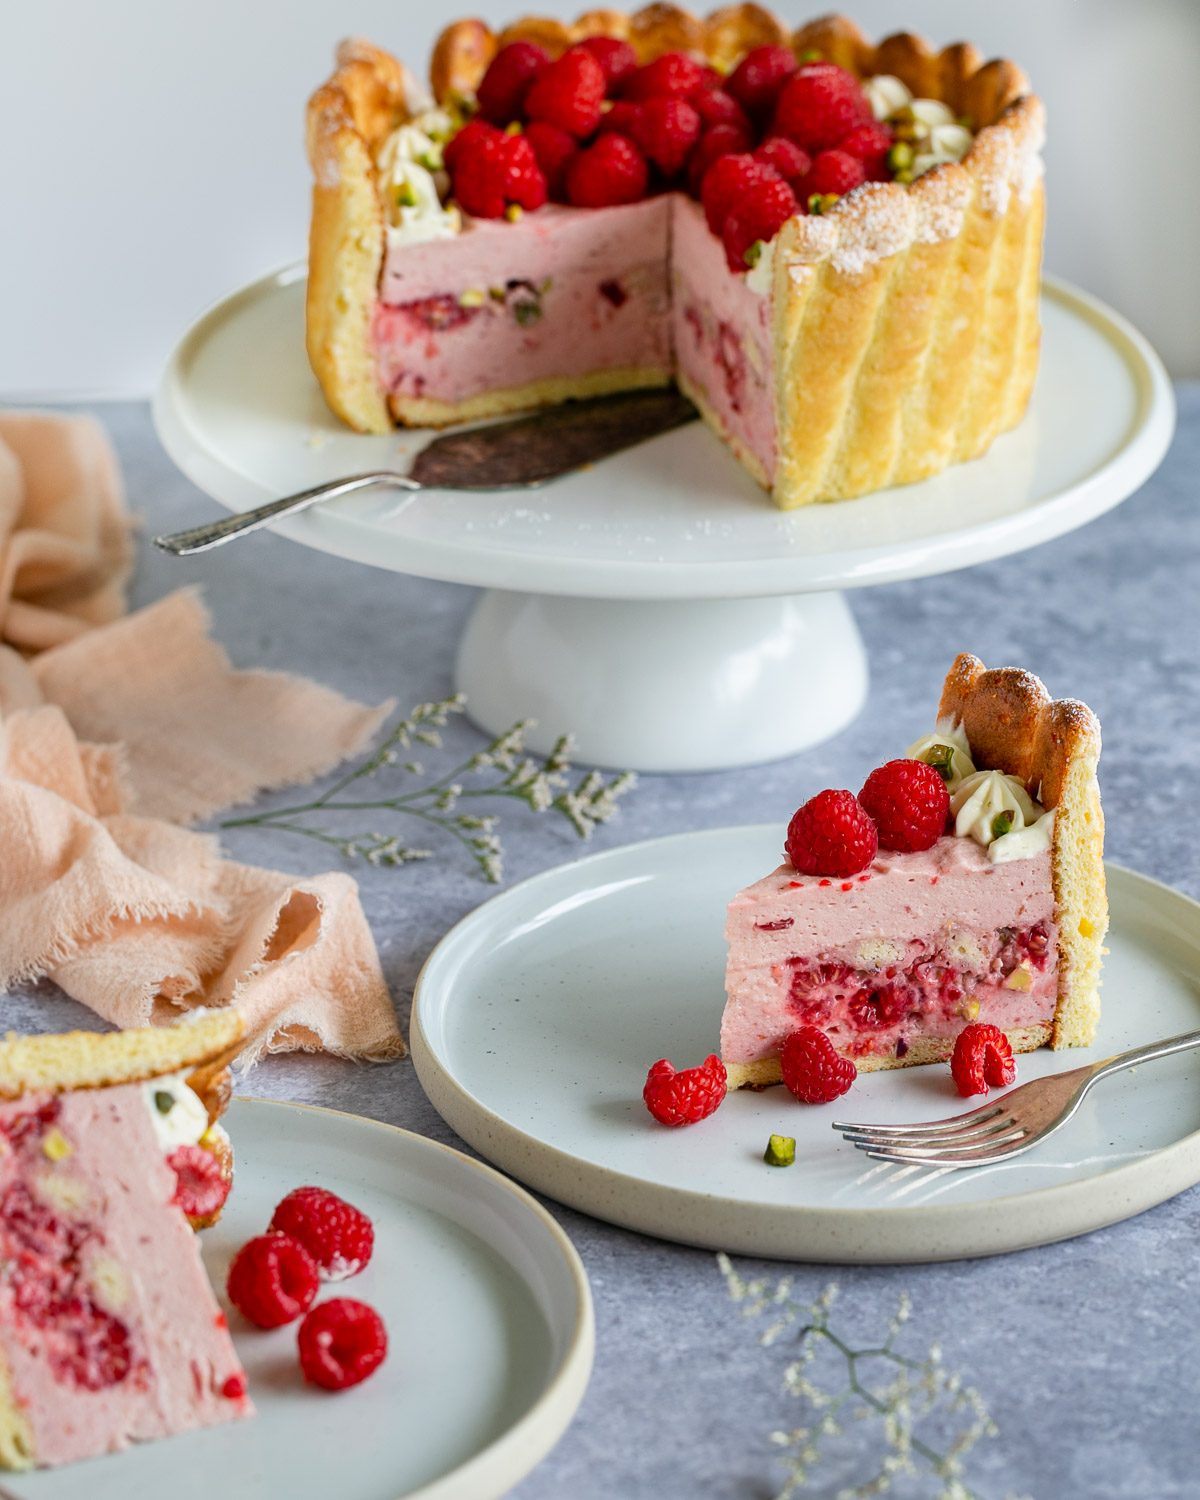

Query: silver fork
833 1027 1200 1167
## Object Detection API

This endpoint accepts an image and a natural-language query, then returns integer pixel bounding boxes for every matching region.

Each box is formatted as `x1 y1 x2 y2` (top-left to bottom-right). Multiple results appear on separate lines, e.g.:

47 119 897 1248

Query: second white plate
412 826 1200 1263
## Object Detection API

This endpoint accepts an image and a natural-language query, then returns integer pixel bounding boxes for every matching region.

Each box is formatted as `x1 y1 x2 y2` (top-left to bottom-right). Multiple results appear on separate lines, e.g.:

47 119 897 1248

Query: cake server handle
153 471 418 556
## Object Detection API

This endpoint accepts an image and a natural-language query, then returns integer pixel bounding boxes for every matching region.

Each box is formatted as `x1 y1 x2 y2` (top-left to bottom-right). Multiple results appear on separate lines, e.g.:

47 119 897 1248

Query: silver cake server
154 388 697 556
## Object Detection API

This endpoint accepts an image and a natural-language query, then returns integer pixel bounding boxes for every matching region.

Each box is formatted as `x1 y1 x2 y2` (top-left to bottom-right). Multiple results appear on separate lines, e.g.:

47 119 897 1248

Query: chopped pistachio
504 203 524 223
154 1089 175 1114
416 147 444 172
513 298 542 326
887 140 914 173
42 1128 73 1162
799 48 823 62
918 742 956 782
1004 962 1034 992
744 238 766 268
504 120 523 136
807 192 839 215
538 276 554 295
489 285 508 302
458 287 486 308
395 182 419 208
763 1133 797 1168
990 809 1016 841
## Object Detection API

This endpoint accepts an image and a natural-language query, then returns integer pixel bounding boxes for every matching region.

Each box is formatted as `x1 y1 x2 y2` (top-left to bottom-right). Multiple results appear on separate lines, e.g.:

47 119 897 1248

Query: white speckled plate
14 1100 592 1500
411 826 1200 1263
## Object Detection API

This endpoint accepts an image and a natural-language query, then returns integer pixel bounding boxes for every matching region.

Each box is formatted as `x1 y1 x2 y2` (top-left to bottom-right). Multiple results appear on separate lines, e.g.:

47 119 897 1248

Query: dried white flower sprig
718 1255 1029 1500
222 693 636 883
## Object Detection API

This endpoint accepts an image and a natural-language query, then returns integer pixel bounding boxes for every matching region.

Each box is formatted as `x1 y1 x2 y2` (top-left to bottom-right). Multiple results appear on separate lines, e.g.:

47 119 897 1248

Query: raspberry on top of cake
721 654 1107 1089
304 8 1045 508
0 1013 251 1471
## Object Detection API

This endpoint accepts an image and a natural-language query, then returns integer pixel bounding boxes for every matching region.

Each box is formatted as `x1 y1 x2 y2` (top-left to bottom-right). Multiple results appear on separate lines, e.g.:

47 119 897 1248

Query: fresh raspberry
595 99 644 137
524 49 607 138
951 1023 1017 1098
297 1298 388 1391
726 45 798 122
448 127 548 218
784 788 878 877
168 1144 231 1221
566 132 649 207
623 51 705 102
686 122 754 195
722 176 798 272
752 136 812 190
443 118 500 175
226 1233 319 1329
631 94 701 177
476 41 549 125
523 120 578 199
269 1185 375 1282
838 120 894 179
691 87 750 132
859 759 950 853
780 1027 857 1104
773 61 871 152
642 1053 727 1126
572 35 637 92
700 152 774 232
800 148 867 203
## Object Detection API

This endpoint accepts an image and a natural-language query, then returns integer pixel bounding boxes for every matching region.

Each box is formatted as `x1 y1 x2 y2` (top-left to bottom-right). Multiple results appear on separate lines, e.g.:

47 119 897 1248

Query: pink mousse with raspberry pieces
0 1086 250 1468
722 835 1058 1083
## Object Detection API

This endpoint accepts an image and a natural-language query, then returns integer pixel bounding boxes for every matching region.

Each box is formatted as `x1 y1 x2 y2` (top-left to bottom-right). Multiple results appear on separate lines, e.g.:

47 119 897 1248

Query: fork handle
153 470 419 556
1086 1026 1200 1090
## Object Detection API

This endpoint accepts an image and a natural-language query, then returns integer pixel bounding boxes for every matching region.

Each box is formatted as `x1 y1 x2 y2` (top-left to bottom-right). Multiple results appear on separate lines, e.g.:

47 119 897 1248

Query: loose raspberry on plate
785 788 878 877
752 137 812 191
859 758 950 853
523 121 578 199
773 61 872 153
722 175 798 271
686 122 754 195
838 120 894 179
168 1143 231 1221
270 1185 375 1282
572 35 637 92
643 1053 727 1126
475 40 549 125
226 1233 319 1329
951 1023 1017 1097
632 95 702 178
726 45 798 122
691 87 751 132
780 1026 857 1104
298 1298 388 1391
524 48 607 138
623 51 705 102
700 152 774 233
566 132 649 207
800 148 867 204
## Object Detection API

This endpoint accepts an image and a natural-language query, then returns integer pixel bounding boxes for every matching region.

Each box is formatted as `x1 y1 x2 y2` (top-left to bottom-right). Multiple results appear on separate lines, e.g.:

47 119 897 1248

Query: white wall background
3 0 1198 396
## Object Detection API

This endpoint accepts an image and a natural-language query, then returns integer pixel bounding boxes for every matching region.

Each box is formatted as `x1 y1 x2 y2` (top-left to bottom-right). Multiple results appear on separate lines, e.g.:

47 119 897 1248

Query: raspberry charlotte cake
305 7 1044 508
0 1013 251 1471
722 655 1107 1087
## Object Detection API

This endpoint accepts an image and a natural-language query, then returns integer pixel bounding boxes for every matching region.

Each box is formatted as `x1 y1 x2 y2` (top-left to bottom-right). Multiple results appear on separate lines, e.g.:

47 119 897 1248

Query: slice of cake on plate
304 6 1044 507
0 1012 252 1471
722 654 1107 1087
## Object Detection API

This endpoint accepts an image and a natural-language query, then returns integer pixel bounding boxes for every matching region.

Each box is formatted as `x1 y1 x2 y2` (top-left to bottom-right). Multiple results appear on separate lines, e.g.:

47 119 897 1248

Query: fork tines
832 1101 1031 1165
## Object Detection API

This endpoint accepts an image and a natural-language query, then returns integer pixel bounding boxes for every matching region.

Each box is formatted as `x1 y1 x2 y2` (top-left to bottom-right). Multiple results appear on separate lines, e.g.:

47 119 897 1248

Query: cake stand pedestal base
455 589 868 773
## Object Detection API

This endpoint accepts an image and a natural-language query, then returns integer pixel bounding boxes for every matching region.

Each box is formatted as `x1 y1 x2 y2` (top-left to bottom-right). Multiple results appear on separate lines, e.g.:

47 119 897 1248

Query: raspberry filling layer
374 199 673 404
0 1086 249 1467
723 835 1057 1066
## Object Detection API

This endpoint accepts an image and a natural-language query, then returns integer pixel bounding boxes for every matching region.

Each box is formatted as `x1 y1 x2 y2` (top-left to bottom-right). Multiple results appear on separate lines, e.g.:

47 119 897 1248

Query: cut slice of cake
0 1012 252 1471
304 8 1044 508
722 654 1107 1087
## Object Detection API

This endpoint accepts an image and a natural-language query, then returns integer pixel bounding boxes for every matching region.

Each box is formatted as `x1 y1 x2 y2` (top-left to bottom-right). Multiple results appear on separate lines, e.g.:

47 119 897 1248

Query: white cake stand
154 265 1173 771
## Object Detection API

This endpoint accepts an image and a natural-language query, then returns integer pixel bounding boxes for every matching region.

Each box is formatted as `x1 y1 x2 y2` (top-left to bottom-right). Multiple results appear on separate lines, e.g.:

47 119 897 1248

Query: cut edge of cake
303 7 1044 509
723 653 1105 1089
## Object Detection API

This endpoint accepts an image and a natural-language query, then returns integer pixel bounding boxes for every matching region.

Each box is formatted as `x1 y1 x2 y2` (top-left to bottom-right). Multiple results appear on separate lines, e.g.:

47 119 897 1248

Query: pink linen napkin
0 410 404 1065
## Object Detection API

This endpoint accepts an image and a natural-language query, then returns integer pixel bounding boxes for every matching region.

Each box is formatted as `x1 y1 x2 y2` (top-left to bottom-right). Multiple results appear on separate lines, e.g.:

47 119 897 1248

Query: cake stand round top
155 265 1173 603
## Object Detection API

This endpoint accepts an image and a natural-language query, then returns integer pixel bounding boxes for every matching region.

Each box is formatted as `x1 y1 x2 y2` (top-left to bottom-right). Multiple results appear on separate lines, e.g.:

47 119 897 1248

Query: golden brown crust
938 654 1107 1049
0 1013 245 1101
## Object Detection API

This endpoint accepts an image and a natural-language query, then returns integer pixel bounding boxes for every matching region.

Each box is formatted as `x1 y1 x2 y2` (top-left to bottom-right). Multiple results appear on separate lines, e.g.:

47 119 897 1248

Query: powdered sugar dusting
828 183 914 277
913 169 972 246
